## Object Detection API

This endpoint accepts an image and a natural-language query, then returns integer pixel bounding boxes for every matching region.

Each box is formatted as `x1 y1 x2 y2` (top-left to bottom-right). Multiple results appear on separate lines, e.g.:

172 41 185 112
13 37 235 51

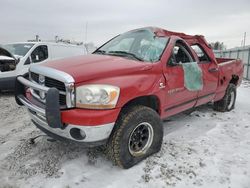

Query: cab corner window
31 45 48 63
191 44 210 62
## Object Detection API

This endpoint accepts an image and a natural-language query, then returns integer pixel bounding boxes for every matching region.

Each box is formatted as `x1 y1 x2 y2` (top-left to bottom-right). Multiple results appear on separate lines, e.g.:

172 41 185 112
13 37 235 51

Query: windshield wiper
93 49 107 54
107 51 144 61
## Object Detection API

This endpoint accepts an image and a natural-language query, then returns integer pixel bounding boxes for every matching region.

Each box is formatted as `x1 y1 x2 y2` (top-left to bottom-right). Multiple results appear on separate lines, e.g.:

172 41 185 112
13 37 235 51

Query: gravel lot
0 81 250 188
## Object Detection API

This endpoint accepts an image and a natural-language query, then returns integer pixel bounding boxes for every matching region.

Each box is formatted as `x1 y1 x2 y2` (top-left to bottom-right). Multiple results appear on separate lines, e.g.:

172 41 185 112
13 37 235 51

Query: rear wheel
107 105 163 169
213 83 236 112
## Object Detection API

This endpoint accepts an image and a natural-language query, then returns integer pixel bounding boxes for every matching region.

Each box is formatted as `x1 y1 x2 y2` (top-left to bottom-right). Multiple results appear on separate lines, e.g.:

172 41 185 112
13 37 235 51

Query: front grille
30 72 39 82
45 77 66 91
30 72 66 106
59 94 66 105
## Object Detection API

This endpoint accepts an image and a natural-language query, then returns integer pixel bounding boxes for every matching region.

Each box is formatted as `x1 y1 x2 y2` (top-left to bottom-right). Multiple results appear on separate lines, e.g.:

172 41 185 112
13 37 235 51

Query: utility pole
243 32 246 48
55 35 59 42
35 35 39 42
242 32 246 61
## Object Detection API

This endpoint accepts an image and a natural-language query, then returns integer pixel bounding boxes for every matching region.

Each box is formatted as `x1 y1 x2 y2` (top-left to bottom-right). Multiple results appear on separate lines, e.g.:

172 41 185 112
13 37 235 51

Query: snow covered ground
0 81 250 188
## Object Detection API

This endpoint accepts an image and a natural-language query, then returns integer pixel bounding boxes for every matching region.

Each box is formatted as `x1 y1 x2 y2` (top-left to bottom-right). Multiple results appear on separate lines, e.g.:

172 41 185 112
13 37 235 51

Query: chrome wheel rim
227 91 235 109
128 122 154 157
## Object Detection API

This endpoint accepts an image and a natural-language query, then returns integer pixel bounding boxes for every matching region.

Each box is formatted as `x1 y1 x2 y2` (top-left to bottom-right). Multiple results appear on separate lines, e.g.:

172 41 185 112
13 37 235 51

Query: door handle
208 68 219 73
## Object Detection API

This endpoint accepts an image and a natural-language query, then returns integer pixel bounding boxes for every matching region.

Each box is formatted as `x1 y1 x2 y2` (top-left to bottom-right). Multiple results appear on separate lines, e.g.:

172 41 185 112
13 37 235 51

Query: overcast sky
1 0 249 48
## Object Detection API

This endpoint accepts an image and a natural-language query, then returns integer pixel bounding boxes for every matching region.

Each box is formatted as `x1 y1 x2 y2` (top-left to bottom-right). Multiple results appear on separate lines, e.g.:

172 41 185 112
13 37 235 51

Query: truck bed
216 57 239 64
214 58 244 101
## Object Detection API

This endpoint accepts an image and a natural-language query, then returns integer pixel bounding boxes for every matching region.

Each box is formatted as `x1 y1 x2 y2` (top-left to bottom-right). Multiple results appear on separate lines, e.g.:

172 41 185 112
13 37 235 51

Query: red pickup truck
15 27 243 168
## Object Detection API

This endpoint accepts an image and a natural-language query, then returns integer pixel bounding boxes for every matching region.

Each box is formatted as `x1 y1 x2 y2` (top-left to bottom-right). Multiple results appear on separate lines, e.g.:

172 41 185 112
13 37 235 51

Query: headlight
76 84 120 109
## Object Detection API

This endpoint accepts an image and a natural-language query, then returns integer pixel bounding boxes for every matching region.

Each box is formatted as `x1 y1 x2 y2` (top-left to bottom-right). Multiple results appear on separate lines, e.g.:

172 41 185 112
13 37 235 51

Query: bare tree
210 41 226 50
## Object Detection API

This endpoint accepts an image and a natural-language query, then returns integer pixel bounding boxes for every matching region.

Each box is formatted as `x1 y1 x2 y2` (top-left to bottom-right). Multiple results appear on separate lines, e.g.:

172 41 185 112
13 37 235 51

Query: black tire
107 105 163 169
213 83 236 112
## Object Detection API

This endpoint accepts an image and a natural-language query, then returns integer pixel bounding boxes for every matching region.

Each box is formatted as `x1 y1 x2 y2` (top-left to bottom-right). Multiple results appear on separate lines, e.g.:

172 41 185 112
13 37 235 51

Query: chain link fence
214 47 250 80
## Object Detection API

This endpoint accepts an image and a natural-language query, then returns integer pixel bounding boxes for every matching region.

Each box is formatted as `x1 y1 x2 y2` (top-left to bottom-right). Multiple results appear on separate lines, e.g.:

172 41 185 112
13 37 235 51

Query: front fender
74 63 165 113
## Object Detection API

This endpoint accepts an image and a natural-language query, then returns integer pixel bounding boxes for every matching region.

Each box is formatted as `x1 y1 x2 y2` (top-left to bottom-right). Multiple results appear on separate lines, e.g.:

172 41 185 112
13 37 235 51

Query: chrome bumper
16 76 115 144
18 94 45 115
30 111 115 143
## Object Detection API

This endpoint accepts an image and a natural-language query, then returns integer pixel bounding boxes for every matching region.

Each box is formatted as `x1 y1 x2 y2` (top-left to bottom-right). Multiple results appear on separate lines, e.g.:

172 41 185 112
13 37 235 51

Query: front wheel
107 105 163 169
213 83 236 112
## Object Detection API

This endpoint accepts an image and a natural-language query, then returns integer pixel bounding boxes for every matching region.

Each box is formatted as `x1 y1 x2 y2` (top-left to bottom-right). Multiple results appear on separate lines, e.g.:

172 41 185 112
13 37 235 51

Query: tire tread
106 105 162 168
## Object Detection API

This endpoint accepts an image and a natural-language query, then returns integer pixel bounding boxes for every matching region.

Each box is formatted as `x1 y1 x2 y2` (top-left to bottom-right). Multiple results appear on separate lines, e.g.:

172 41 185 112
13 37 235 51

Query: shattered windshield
94 29 169 62
3 43 34 57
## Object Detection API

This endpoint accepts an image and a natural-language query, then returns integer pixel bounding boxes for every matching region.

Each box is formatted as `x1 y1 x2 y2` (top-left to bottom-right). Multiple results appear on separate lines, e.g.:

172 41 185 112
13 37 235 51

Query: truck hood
43 54 153 83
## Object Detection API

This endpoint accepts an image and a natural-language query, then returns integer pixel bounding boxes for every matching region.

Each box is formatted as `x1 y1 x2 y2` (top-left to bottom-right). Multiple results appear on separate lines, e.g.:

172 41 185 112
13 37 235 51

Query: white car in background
0 42 87 91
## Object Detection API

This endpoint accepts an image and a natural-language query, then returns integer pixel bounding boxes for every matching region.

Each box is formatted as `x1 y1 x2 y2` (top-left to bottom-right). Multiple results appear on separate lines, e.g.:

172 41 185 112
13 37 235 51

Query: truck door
191 44 218 106
163 40 199 117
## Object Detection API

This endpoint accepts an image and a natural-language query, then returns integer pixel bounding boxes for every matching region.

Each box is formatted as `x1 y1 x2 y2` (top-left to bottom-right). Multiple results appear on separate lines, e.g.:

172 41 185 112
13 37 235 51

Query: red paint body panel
40 27 243 126
214 59 244 101
45 54 152 84
61 108 121 126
